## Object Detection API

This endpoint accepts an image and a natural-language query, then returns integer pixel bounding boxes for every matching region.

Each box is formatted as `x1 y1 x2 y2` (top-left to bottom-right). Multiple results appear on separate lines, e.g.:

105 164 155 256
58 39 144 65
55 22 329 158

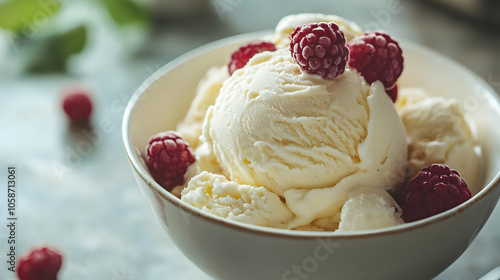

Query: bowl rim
122 30 500 239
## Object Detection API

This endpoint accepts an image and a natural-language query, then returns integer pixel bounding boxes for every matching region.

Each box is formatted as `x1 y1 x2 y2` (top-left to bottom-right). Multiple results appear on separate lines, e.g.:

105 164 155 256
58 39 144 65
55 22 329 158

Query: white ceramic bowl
122 32 500 280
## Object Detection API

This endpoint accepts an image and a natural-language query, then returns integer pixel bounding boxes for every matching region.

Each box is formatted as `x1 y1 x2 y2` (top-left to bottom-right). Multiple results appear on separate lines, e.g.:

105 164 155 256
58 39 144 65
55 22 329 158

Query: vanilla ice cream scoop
395 88 482 194
177 66 228 148
337 191 404 231
181 171 293 228
203 48 407 228
205 49 373 195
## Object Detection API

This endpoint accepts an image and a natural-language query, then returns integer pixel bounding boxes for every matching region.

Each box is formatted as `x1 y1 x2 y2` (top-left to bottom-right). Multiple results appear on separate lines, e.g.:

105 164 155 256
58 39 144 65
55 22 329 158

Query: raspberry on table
289 22 349 79
17 246 63 280
145 131 196 191
347 32 404 94
228 41 276 75
399 163 472 223
62 91 93 123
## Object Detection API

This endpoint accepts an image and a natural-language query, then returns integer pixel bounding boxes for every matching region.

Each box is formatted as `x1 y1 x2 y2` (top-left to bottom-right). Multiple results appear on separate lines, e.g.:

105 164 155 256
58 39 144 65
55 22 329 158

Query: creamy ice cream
177 13 361 148
145 13 482 232
181 171 293 228
337 191 404 231
177 66 228 148
395 88 481 194
202 48 407 228
193 142 223 175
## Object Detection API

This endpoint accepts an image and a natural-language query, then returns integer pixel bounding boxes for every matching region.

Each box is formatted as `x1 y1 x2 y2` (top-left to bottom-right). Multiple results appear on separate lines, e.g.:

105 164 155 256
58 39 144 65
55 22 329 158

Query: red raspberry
228 42 276 75
145 131 196 191
347 32 403 90
17 246 63 280
62 91 92 123
399 163 471 223
386 84 398 103
290 22 349 79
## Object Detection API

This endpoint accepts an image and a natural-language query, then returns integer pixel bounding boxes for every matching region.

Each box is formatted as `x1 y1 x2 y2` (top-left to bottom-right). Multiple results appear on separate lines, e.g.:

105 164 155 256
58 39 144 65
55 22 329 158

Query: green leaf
0 0 60 33
25 25 88 73
60 25 87 57
100 0 148 26
25 35 65 73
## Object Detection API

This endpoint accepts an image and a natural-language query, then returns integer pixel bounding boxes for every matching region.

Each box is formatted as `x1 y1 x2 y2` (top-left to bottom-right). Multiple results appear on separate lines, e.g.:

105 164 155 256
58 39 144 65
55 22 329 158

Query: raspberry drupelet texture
347 32 403 93
62 91 92 123
228 41 276 75
17 246 63 280
400 163 471 223
145 131 196 191
290 22 349 79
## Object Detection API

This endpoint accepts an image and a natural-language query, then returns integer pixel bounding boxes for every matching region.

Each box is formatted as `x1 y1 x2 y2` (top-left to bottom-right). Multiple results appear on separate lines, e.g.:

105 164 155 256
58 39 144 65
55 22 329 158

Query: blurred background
0 0 499 279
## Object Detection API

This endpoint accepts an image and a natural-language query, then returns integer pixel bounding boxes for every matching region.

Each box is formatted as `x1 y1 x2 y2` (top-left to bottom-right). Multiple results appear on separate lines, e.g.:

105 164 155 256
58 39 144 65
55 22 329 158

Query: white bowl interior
124 33 500 233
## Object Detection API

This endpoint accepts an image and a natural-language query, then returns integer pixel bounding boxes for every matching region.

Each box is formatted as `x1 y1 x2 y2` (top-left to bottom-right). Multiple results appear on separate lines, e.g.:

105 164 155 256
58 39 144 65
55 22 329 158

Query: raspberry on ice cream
149 13 483 232
17 246 62 280
145 131 196 191
228 42 276 75
400 163 472 222
386 84 398 102
347 32 403 91
62 91 92 123
289 22 349 79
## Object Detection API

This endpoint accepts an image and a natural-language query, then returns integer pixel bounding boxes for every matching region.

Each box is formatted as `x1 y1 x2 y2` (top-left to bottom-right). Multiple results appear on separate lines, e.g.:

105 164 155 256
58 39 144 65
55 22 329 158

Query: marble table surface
1 0 499 279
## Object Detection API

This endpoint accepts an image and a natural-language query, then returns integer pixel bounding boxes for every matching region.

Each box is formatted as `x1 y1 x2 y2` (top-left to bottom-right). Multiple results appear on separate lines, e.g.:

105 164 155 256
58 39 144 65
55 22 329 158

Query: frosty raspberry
400 163 471 222
347 32 404 92
145 131 196 191
228 42 276 75
290 22 349 79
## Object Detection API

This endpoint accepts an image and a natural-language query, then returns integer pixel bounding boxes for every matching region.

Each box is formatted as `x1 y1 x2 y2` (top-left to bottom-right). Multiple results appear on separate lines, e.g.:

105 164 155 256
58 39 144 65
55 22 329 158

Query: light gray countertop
1 0 499 279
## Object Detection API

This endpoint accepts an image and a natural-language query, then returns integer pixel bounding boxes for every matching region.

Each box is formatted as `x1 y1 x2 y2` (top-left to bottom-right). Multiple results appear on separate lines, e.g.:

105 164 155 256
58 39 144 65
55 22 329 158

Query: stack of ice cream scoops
144 14 482 232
